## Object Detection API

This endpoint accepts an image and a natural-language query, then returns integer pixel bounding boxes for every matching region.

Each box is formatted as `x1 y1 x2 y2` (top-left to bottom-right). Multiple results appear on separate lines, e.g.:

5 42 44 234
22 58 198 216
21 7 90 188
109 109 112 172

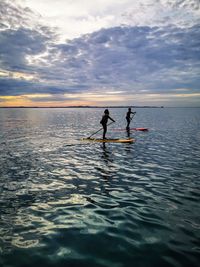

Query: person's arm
109 116 115 122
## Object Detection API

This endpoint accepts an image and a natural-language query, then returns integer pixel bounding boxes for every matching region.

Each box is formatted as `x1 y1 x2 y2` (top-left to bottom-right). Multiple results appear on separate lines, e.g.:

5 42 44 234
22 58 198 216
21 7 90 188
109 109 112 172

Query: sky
0 0 200 107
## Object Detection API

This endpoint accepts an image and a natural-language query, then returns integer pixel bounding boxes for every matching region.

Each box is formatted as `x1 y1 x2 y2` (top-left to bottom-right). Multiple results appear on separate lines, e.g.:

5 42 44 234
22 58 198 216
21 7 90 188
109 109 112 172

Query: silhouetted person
100 109 115 139
126 107 136 129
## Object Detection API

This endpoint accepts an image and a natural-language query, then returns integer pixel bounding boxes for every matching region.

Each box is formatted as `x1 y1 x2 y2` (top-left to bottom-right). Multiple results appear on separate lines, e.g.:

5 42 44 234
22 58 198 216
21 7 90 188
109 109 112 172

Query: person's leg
103 125 107 139
126 118 130 129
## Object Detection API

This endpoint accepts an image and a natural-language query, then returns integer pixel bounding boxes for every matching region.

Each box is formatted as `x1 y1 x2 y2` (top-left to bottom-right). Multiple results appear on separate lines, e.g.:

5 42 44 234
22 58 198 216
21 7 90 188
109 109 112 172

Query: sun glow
1 91 200 107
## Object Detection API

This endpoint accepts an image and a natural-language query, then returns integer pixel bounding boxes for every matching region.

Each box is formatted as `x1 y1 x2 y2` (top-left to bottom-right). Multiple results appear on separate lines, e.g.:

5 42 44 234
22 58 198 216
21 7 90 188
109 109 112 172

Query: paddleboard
114 128 148 132
81 138 135 143
130 128 148 131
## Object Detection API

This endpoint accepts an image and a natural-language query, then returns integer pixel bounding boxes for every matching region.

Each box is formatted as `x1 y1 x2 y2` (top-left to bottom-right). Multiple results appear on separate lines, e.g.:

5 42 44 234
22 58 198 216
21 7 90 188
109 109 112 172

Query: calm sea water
0 107 200 267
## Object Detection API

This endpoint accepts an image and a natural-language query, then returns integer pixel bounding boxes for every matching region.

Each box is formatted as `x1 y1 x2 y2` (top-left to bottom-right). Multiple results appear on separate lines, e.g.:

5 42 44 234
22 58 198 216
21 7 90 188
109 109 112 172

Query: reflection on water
0 107 200 267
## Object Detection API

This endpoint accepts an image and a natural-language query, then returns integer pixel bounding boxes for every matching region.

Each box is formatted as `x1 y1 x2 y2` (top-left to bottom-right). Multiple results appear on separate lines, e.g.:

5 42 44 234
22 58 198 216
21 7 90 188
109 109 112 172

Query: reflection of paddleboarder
100 109 115 139
126 107 136 129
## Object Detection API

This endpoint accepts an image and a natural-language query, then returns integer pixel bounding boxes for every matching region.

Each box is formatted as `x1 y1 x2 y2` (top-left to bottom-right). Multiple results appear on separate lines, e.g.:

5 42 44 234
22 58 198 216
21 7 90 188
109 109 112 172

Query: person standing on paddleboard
100 109 115 139
126 107 136 129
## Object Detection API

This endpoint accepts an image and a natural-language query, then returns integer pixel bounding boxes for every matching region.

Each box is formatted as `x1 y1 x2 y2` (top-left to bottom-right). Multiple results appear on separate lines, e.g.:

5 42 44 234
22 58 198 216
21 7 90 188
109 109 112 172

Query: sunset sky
0 0 200 107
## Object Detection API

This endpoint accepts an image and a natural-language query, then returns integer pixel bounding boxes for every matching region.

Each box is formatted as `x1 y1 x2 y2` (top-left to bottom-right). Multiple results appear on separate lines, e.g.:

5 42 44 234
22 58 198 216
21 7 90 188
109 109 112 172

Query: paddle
130 112 136 121
87 121 115 139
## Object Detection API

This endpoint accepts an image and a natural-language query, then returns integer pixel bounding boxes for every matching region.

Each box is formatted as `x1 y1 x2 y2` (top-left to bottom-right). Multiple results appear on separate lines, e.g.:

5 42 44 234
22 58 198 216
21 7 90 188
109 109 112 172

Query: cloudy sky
0 0 200 107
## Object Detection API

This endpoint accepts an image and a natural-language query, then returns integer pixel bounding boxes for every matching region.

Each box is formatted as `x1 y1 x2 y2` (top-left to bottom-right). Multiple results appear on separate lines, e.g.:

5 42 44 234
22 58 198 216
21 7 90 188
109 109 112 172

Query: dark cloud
0 77 33 96
0 28 52 71
0 76 89 96
1 24 200 96
0 0 199 101
48 25 200 92
0 0 57 69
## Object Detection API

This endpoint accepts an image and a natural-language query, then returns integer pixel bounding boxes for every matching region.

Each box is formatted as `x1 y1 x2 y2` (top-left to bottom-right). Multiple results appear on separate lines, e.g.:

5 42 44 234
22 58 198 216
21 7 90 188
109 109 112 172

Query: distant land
0 105 164 108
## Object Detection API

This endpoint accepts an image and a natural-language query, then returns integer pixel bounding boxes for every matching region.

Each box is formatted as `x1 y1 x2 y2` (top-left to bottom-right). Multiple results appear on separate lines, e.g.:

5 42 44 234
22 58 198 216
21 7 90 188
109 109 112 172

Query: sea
0 107 200 267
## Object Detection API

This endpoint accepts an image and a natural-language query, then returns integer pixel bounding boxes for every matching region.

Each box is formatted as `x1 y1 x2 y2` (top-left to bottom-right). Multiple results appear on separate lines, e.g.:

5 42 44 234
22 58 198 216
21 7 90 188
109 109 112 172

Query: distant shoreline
0 106 164 109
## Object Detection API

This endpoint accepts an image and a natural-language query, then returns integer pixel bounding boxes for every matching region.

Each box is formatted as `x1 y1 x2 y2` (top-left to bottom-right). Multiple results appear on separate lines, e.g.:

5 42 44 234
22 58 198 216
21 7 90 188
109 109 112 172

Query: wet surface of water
0 107 200 267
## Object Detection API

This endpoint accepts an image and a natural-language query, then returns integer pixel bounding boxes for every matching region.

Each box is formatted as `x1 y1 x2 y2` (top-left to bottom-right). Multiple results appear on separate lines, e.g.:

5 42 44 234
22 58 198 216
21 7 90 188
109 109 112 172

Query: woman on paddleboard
100 109 115 139
126 107 136 129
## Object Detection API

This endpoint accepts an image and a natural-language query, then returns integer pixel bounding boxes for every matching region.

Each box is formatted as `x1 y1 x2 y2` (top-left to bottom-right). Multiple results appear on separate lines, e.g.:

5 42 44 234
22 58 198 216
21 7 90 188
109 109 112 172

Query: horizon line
0 105 165 108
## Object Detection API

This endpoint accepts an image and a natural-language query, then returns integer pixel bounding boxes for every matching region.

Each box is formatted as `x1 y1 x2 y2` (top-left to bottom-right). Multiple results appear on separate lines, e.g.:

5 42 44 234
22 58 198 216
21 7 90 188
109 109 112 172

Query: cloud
45 25 200 93
25 94 69 102
0 0 199 106
162 0 200 10
0 28 53 72
1 24 200 97
19 0 200 40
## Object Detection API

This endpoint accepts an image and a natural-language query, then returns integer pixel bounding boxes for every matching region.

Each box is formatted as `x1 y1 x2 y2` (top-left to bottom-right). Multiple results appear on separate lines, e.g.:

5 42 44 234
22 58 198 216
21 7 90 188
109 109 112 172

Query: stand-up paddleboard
113 128 148 132
81 138 135 143
130 128 148 131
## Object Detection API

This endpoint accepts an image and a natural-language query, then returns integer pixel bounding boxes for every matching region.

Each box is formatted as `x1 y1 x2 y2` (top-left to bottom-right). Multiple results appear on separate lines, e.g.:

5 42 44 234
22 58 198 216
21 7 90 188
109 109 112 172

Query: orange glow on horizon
0 100 97 107
0 92 200 107
0 92 126 107
0 95 97 107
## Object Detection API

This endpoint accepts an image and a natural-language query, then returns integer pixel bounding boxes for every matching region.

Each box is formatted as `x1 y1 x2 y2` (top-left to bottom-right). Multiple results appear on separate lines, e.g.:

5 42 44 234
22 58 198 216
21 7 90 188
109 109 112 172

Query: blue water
0 107 200 267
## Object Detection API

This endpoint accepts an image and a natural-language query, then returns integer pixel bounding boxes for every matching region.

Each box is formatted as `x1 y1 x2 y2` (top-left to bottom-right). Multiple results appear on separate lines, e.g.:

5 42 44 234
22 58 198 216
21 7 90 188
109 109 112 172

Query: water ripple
0 108 200 267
